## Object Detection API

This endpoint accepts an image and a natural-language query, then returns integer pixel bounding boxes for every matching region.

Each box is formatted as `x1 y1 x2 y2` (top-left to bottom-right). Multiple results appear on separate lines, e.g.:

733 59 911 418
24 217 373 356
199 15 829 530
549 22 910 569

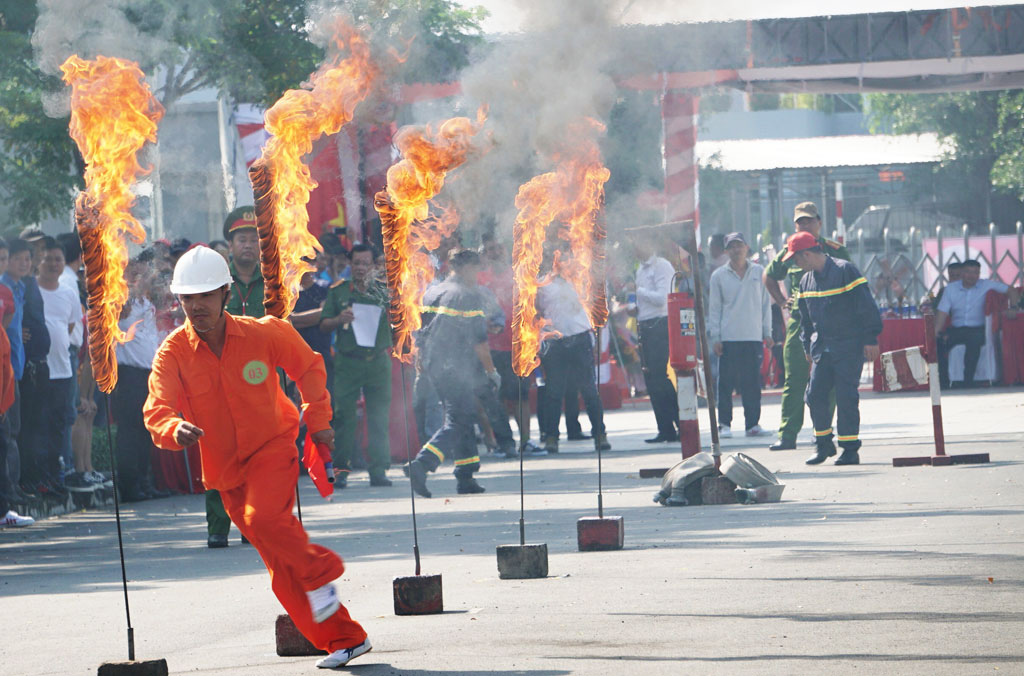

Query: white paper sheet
351 303 382 348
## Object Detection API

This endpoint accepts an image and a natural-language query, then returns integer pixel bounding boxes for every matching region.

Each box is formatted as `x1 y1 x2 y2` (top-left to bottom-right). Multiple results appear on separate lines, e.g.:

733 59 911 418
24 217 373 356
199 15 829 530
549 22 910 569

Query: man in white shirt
113 259 162 501
35 238 82 490
633 234 679 443
57 233 84 477
936 259 1019 387
536 268 610 454
709 233 773 437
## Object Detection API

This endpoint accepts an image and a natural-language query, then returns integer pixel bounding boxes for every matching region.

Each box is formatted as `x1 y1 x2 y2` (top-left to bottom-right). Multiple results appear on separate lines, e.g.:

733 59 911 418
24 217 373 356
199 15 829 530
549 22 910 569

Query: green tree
868 90 1024 227
0 0 487 225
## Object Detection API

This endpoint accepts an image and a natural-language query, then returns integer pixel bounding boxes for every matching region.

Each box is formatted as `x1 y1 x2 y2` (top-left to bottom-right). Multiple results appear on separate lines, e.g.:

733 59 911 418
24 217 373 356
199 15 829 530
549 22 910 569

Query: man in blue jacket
787 232 882 467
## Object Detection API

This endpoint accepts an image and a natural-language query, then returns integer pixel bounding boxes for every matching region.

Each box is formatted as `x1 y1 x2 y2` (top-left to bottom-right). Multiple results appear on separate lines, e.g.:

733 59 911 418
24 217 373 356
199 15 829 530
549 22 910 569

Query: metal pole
595 326 604 519
990 223 998 279
923 309 946 457
104 392 134 661
680 223 720 462
1017 222 1023 287
517 380 525 546
398 363 422 576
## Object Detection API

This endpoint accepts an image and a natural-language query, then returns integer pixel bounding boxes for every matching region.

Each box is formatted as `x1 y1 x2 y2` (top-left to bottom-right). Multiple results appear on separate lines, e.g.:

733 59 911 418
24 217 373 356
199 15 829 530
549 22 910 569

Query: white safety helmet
169 245 233 295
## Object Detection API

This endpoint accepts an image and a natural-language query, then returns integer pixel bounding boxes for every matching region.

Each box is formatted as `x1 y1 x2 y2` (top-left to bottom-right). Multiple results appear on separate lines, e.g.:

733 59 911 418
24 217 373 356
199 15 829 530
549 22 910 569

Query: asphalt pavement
2 387 1022 675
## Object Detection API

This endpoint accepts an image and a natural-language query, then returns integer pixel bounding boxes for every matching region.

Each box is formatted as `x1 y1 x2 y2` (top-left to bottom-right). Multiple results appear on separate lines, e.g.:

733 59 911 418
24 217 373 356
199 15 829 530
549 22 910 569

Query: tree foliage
0 0 487 225
868 91 1024 225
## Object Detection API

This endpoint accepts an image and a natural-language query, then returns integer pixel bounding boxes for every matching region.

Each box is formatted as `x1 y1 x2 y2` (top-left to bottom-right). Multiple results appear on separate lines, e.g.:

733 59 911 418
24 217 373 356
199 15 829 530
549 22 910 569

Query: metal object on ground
275 614 325 656
496 382 548 579
720 453 779 488
891 309 990 467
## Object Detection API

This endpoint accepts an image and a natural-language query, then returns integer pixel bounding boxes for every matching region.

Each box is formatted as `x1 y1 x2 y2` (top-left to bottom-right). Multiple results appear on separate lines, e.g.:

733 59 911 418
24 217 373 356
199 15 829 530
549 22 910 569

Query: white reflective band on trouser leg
676 371 700 458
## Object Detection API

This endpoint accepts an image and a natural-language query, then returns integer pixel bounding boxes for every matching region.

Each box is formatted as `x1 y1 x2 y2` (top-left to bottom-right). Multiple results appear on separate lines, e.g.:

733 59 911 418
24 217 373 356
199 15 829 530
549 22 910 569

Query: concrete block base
275 614 325 657
393 574 443 615
638 467 669 478
894 453 990 467
701 476 738 505
97 660 168 676
893 456 932 467
496 543 549 579
949 453 990 465
577 516 624 551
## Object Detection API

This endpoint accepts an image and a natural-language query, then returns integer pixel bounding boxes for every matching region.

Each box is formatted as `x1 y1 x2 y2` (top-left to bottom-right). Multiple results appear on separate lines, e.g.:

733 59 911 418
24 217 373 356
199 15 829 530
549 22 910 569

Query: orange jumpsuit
143 313 366 652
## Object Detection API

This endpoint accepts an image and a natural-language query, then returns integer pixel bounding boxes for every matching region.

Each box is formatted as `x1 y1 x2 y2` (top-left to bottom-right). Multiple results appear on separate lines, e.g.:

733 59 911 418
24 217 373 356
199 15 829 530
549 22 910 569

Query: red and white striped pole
677 370 700 459
923 310 948 462
891 307 990 466
835 180 845 244
661 90 699 239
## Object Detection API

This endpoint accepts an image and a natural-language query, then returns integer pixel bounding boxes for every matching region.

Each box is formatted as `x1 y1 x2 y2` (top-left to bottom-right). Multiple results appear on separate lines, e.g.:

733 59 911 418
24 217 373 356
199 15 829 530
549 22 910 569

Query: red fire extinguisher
667 291 697 372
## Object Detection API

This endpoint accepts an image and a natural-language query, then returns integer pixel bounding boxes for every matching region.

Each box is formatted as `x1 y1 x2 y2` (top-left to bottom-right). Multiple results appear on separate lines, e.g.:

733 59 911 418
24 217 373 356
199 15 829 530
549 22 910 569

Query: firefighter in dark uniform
763 201 850 451
786 231 882 466
405 249 501 498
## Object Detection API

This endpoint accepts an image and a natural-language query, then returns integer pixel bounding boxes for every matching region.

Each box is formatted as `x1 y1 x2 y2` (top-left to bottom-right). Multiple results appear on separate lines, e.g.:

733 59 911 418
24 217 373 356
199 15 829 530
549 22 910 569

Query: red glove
302 435 335 499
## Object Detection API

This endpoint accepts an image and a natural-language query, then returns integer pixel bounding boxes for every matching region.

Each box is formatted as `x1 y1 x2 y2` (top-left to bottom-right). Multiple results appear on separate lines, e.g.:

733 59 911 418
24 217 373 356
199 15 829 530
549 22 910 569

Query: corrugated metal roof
696 133 948 172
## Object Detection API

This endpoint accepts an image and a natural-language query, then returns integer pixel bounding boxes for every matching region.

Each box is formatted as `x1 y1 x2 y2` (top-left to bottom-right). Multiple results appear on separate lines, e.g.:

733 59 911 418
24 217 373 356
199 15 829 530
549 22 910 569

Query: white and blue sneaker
316 639 372 669
306 582 340 624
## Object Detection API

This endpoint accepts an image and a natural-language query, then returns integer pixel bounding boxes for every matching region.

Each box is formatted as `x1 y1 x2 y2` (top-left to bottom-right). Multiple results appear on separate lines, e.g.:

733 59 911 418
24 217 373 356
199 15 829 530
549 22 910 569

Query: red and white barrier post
892 308 990 467
835 180 845 244
677 369 700 458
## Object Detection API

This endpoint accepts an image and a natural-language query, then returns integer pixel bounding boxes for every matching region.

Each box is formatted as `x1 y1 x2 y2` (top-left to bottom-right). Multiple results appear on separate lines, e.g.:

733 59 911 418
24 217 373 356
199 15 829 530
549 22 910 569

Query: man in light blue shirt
709 233 773 437
936 259 1019 387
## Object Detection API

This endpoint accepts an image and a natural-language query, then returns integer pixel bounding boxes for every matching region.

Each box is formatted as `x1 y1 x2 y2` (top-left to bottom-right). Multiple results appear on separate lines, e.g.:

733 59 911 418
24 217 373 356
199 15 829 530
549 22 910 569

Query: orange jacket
143 313 331 491
0 327 13 414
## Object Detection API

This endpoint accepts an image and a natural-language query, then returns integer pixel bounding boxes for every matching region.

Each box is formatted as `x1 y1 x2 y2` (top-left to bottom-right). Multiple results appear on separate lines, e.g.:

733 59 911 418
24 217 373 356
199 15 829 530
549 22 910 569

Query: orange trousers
219 438 367 652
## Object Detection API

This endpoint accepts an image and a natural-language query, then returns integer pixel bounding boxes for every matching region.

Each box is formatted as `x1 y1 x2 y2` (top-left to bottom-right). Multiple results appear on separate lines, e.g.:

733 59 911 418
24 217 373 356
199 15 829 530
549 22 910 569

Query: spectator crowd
3 199 1017 533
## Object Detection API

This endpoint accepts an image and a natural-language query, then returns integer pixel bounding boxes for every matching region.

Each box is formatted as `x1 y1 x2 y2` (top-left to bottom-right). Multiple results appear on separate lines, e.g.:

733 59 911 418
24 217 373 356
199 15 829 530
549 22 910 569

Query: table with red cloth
998 313 1024 385
873 317 927 392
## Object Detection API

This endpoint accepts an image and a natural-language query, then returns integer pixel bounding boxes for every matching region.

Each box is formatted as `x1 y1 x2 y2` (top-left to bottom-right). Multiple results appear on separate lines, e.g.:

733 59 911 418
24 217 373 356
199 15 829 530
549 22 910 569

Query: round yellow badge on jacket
243 360 269 385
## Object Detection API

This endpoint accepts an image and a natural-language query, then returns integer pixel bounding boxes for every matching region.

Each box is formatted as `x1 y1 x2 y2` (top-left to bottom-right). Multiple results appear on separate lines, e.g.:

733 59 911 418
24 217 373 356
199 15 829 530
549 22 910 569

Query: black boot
456 476 486 494
835 441 862 466
805 439 837 465
406 460 431 498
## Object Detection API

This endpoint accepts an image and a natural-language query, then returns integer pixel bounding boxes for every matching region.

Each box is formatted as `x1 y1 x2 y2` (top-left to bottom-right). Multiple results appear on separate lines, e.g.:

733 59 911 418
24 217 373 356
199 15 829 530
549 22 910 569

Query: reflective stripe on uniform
454 455 479 466
420 305 485 318
424 443 444 462
814 428 834 437
837 434 859 442
797 277 868 299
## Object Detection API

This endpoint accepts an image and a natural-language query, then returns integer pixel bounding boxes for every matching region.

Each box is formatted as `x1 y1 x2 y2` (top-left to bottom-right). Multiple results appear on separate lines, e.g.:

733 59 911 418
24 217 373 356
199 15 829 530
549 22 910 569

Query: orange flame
376 110 486 362
61 55 164 393
511 120 610 377
257 19 376 316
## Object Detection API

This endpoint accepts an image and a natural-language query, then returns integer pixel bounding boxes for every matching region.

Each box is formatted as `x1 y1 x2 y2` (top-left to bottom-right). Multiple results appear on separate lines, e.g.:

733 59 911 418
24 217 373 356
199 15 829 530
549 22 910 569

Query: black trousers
639 317 679 437
113 365 153 497
539 332 605 438
806 347 865 451
415 369 481 478
717 341 763 430
939 326 986 386
18 360 52 485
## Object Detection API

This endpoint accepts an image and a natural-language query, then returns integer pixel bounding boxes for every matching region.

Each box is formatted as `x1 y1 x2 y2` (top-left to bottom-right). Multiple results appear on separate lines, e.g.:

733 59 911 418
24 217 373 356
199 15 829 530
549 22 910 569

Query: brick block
577 516 624 551
496 543 548 579
97 660 168 676
393 574 443 615
701 476 737 505
275 614 325 657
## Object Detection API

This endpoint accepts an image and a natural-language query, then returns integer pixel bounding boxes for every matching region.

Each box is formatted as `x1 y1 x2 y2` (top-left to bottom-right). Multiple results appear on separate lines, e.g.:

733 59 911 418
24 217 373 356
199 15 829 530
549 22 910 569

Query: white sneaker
2 510 34 528
745 425 768 437
316 639 372 668
718 425 732 438
306 583 340 624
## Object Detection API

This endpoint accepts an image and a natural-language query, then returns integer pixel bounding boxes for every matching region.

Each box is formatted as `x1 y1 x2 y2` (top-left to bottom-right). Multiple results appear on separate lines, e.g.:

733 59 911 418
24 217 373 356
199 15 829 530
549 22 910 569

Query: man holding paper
320 243 393 488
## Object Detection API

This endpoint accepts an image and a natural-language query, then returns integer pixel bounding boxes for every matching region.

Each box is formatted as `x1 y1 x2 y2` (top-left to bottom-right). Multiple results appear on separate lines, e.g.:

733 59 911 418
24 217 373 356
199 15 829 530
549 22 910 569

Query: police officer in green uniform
319 243 393 488
762 202 850 451
206 206 264 547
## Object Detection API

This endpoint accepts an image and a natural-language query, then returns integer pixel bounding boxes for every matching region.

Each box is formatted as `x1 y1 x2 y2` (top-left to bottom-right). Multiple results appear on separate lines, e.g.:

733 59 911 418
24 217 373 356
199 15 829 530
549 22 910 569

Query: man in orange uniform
143 247 371 669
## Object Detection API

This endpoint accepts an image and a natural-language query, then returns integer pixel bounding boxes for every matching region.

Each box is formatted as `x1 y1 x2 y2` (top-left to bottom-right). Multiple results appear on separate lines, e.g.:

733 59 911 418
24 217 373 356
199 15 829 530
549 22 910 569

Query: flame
376 110 486 362
61 55 163 393
511 120 610 377
257 19 376 316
